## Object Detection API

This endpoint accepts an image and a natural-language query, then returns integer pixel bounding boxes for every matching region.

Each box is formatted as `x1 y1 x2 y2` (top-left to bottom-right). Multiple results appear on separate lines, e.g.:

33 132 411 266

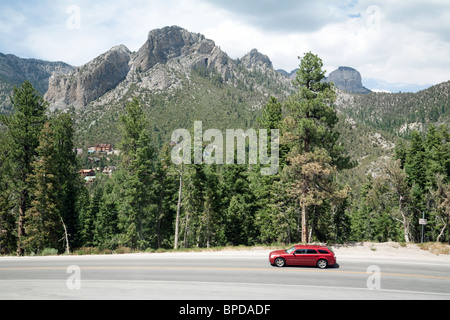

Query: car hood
270 250 286 256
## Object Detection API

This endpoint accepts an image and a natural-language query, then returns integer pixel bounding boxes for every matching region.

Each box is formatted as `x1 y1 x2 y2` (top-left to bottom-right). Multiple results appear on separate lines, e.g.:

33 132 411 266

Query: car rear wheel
274 257 286 267
316 259 328 269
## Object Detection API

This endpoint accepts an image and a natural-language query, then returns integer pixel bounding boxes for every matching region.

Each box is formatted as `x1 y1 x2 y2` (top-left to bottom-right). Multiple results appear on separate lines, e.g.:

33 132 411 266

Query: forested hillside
336 81 450 137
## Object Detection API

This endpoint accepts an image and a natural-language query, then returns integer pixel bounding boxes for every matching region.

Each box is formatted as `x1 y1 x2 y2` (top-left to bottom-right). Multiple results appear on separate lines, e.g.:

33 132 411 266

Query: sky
1 0 450 92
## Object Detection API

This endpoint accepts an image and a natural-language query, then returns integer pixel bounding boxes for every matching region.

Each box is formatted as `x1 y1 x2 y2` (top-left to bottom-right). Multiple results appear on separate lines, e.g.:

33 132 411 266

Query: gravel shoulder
330 242 450 262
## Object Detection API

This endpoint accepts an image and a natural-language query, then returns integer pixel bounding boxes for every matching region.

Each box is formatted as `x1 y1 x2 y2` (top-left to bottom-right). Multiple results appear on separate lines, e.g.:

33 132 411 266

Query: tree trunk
301 201 308 243
301 121 310 244
61 217 70 255
399 197 410 243
156 186 164 249
436 217 447 243
17 195 26 256
174 170 183 249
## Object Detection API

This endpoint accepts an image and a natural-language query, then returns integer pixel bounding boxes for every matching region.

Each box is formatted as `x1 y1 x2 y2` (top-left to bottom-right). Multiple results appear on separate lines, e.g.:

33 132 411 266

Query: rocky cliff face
134 26 206 72
45 45 131 110
44 26 287 111
45 26 239 110
325 66 371 94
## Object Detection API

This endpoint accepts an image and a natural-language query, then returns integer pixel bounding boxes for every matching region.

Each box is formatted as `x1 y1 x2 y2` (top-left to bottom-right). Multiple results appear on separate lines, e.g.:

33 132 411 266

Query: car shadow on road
280 263 341 270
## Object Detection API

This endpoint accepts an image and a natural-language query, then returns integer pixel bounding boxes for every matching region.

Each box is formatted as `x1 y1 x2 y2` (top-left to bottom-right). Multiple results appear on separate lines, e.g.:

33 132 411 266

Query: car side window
306 249 318 254
295 249 306 254
318 249 329 254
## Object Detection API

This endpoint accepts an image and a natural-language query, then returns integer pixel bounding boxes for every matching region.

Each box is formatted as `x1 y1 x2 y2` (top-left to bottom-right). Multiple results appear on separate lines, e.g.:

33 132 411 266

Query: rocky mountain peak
44 44 132 110
325 66 371 94
44 26 237 110
134 26 211 72
241 49 273 69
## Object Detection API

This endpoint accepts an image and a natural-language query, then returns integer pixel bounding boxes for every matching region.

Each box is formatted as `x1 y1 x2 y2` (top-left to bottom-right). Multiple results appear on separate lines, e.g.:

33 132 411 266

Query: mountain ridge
0 25 448 142
44 26 290 111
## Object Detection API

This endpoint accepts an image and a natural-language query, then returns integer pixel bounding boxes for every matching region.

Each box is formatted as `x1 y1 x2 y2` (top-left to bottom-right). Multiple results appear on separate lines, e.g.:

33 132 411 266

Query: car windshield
285 246 296 254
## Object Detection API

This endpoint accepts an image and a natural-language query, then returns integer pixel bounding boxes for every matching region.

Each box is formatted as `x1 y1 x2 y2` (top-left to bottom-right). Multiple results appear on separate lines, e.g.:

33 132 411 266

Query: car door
304 249 318 266
290 248 307 266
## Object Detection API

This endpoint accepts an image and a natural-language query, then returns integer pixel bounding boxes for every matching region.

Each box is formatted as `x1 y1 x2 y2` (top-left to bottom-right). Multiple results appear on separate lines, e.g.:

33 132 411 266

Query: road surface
0 249 449 300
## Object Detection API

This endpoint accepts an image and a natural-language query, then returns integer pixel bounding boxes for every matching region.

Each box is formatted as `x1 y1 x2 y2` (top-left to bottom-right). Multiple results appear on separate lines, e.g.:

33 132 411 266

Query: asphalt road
0 250 449 300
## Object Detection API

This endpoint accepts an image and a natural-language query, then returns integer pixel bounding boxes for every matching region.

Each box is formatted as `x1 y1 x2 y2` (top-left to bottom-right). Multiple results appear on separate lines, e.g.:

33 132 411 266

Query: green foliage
347 125 450 244
115 98 156 250
282 52 354 243
0 81 48 255
1 57 449 255
338 81 450 138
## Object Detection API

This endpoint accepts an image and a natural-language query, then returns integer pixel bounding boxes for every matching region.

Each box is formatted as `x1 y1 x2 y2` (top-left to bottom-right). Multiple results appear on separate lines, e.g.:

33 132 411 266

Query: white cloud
15 0 229 66
1 0 449 91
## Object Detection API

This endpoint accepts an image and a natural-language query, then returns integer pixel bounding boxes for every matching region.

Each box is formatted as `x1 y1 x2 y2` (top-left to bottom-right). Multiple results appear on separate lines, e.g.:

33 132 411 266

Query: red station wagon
269 245 336 269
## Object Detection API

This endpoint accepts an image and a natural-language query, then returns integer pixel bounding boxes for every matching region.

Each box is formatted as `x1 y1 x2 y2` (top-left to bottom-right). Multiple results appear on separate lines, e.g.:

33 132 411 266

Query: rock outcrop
45 45 131 110
241 49 273 70
45 26 237 110
42 26 293 111
325 66 371 94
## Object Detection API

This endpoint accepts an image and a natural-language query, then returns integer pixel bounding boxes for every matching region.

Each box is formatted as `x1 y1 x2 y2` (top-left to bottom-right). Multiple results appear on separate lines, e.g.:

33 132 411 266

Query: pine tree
49 113 79 252
93 177 120 250
0 132 18 254
153 144 178 249
180 163 205 248
23 122 62 253
116 98 156 250
253 96 291 244
405 131 426 190
283 52 352 243
200 164 222 248
0 81 48 255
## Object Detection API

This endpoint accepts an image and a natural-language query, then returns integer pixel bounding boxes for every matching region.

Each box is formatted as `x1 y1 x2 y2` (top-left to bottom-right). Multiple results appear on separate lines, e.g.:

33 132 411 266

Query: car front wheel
274 257 286 267
316 259 328 269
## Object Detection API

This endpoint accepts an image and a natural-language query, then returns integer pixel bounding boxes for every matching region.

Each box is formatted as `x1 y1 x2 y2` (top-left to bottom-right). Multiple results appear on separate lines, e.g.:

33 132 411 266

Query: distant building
95 144 113 153
79 169 95 177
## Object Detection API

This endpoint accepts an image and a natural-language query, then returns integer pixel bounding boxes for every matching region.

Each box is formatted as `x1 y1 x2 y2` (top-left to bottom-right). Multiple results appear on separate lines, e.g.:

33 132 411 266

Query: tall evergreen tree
153 144 178 249
50 113 79 249
23 122 62 253
0 132 17 254
405 131 427 190
0 81 48 255
116 98 156 250
253 96 290 243
284 52 352 243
